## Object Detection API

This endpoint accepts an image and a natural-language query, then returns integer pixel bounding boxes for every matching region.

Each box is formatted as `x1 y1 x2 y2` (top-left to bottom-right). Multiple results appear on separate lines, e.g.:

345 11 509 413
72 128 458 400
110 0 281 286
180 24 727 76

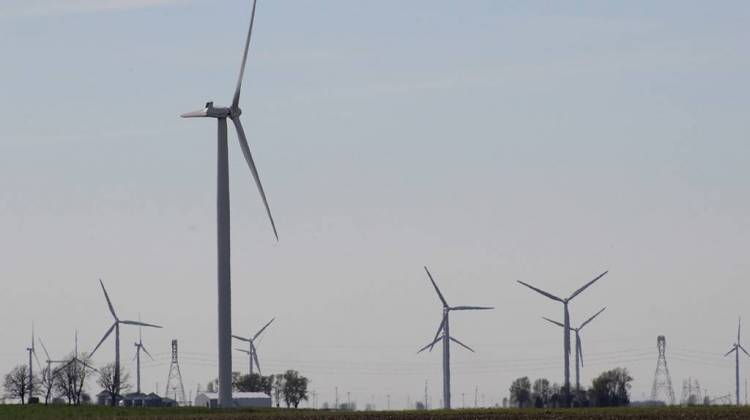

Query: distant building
194 392 272 408
96 391 122 406
98 392 177 407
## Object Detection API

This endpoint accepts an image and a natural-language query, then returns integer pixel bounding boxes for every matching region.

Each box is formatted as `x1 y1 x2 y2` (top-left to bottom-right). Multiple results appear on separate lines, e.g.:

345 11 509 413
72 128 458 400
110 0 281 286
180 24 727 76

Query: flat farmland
0 406 749 420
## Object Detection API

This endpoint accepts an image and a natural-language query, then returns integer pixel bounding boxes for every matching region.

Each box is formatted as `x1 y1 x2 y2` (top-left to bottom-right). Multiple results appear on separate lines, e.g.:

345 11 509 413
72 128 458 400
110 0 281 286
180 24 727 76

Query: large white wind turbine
133 317 155 395
517 270 607 404
90 280 161 403
724 317 750 406
181 0 278 407
417 266 493 410
233 317 275 376
543 307 606 391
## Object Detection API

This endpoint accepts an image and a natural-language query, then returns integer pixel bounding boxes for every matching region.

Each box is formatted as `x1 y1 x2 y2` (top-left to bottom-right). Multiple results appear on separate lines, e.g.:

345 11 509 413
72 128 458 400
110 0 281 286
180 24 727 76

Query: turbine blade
517 280 563 302
740 345 750 358
429 314 447 352
568 271 608 301
252 350 262 375
449 336 475 353
417 335 443 354
579 307 607 330
578 336 584 367
253 317 275 341
141 345 155 361
542 317 565 328
120 320 162 329
424 266 448 307
450 306 493 311
725 345 738 357
232 334 251 343
235 348 252 354
38 338 51 361
231 117 278 240
180 108 209 118
232 0 258 109
739 317 742 343
89 323 116 358
80 360 99 373
99 279 119 321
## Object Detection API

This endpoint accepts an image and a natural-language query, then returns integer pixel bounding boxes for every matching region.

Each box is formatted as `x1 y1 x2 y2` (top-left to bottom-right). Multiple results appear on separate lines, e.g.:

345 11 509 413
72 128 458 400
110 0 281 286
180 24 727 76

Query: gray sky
1 0 749 408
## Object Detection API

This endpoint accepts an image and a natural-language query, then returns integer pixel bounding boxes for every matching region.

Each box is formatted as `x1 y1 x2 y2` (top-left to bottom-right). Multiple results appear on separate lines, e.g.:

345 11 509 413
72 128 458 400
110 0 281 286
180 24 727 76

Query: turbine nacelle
181 102 238 119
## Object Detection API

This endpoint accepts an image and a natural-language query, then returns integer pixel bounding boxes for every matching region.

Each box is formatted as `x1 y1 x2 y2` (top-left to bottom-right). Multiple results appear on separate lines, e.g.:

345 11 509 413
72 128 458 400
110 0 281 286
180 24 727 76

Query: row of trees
509 368 633 408
2 355 124 405
205 369 310 408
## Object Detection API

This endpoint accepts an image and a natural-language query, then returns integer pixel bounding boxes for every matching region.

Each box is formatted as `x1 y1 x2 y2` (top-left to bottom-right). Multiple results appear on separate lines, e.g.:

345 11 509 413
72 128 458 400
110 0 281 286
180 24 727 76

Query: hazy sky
1 0 749 408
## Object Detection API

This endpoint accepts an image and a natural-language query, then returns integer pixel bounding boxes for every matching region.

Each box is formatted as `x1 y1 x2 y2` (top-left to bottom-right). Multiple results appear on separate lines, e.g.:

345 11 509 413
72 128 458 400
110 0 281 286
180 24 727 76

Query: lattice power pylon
651 335 676 404
165 340 187 405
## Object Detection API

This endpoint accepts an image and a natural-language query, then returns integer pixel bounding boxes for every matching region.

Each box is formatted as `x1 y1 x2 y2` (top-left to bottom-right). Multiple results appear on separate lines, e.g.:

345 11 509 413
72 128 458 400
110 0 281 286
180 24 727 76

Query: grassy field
0 406 749 420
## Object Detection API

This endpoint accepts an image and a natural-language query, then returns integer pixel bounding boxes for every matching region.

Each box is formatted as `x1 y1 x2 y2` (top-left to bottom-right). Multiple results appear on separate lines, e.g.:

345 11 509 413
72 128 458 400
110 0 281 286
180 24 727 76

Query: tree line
4 354 309 408
204 370 309 408
508 367 633 408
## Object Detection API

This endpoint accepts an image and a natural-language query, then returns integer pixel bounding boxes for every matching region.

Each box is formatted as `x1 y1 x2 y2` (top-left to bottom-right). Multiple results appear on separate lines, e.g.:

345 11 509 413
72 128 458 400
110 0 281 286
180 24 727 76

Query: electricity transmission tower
165 340 186 405
650 335 676 404
680 377 702 405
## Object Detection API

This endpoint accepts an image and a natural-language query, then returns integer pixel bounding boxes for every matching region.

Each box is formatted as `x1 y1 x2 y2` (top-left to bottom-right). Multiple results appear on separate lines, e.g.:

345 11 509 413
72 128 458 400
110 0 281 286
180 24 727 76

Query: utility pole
335 387 339 409
474 386 478 408
387 394 390 410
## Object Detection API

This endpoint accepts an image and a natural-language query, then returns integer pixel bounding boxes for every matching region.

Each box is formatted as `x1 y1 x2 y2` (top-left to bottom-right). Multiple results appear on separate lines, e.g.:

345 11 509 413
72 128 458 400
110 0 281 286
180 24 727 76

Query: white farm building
194 392 272 408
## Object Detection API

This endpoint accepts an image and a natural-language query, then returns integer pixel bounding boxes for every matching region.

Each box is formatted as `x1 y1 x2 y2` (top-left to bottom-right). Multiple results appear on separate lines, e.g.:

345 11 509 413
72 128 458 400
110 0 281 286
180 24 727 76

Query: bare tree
97 362 130 407
39 365 57 405
4 365 31 404
55 353 94 405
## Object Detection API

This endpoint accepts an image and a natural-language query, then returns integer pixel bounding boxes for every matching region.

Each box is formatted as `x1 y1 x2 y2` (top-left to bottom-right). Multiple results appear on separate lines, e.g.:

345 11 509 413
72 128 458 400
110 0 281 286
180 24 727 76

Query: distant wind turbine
724 317 750 406
517 270 608 403
90 279 161 403
543 307 606 391
133 315 155 395
233 317 275 376
417 266 493 409
26 323 41 401
181 0 278 407
60 330 98 373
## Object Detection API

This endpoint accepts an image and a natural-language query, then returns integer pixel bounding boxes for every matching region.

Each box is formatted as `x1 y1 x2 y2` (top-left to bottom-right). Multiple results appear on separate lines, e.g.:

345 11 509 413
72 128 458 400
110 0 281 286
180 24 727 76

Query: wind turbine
724 317 750 406
181 0 278 407
60 330 98 373
133 316 155 395
417 266 493 409
90 279 161 403
232 317 275 376
543 307 606 391
517 270 607 403
26 323 41 402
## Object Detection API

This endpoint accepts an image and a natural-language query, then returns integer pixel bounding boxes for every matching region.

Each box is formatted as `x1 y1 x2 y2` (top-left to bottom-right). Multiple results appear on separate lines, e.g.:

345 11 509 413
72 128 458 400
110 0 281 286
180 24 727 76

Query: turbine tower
181 0 278 407
543 307 606 391
26 323 40 402
417 266 493 409
133 318 155 394
517 270 608 404
724 317 750 406
233 317 275 376
650 335 676 404
90 279 162 404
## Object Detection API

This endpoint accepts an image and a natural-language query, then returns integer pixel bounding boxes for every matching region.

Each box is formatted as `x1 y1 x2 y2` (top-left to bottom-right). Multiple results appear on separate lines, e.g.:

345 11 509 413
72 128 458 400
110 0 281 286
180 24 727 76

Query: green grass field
0 406 749 420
